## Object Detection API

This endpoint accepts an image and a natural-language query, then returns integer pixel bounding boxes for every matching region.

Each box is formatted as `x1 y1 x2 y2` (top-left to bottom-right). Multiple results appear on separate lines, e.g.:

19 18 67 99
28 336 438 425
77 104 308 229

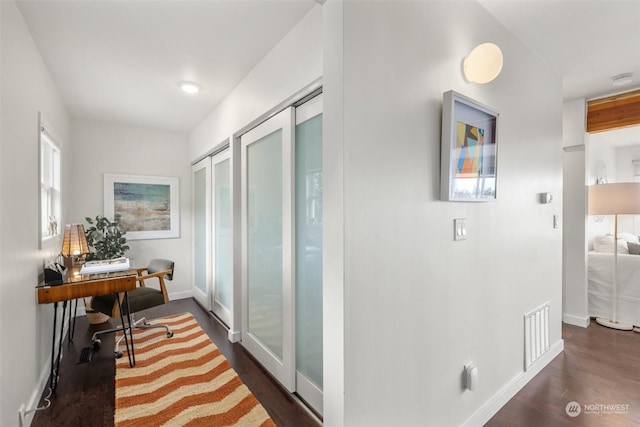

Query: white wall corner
462 340 564 427
562 98 586 148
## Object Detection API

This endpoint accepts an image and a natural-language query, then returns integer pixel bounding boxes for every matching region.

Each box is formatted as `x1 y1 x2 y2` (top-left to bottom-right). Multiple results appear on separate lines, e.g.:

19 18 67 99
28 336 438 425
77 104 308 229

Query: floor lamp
588 182 640 331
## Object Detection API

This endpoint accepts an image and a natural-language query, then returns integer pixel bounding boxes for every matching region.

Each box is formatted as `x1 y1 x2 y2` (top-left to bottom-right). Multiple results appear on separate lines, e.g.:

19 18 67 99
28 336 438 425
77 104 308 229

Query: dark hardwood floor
32 302 640 427
32 298 320 427
487 321 640 427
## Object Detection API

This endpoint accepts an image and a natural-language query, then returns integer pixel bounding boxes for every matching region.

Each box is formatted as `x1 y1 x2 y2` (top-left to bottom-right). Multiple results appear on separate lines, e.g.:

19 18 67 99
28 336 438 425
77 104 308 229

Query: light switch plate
454 218 467 241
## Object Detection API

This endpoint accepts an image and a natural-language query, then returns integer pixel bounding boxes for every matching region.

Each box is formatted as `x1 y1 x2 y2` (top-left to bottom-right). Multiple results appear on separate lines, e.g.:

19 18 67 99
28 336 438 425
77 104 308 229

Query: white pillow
593 235 629 254
618 231 639 244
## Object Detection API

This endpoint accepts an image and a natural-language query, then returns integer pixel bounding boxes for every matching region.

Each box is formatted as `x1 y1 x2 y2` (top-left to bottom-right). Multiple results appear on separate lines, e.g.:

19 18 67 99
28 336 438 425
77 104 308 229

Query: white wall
189 5 323 162
586 134 617 241
0 1 71 425
616 145 640 182
69 120 192 299
562 99 589 327
324 2 563 425
322 2 345 424
614 144 640 234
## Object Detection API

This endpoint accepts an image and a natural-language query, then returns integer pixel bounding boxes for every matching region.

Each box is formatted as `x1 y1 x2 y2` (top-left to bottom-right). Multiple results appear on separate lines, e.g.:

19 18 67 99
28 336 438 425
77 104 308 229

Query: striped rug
115 312 276 427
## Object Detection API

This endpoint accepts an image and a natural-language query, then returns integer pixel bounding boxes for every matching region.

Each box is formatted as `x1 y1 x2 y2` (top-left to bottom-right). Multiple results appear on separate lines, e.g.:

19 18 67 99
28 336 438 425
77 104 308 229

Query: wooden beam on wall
587 89 640 133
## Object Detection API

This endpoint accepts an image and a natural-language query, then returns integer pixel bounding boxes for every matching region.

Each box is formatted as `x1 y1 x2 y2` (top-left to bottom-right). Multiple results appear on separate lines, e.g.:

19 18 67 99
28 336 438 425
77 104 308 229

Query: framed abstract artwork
104 173 180 240
440 90 499 201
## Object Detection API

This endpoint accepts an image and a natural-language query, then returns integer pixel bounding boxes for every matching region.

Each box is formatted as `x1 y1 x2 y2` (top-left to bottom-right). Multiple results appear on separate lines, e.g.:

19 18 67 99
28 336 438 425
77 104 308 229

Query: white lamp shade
588 182 640 215
463 43 503 84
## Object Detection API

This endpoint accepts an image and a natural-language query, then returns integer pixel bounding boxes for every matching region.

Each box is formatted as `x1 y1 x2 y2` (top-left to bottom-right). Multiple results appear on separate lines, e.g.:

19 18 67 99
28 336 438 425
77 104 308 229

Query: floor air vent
524 302 550 371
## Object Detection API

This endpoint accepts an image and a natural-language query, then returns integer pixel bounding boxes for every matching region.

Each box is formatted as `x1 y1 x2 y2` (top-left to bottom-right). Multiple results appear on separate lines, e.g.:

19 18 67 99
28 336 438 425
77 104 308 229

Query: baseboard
169 290 193 300
21 315 72 427
19 356 53 427
462 339 564 427
563 313 590 328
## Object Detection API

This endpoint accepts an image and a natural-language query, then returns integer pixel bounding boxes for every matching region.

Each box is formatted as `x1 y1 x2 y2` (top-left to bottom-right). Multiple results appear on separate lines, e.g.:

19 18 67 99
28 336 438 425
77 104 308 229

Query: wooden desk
37 266 138 390
38 267 137 303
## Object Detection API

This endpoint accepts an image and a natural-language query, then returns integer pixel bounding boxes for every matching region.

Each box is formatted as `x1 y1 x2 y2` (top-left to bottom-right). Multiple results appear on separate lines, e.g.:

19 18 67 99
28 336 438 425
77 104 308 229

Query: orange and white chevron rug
115 312 276 427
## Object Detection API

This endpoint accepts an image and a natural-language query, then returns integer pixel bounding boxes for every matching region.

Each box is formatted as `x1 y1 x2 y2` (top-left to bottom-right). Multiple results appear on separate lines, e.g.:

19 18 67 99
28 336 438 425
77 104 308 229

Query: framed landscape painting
104 173 180 240
440 90 499 201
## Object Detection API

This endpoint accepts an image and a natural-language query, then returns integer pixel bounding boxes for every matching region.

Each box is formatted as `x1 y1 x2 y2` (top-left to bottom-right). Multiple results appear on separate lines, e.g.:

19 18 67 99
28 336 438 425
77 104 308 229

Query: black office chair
90 259 175 358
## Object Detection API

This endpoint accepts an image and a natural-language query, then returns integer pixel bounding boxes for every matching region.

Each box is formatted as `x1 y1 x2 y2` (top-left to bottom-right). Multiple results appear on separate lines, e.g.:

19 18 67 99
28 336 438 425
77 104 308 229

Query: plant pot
83 298 109 324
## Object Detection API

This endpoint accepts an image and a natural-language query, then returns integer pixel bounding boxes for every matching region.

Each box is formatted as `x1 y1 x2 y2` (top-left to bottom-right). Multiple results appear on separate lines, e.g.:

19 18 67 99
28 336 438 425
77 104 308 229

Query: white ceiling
478 0 640 102
15 0 640 139
16 0 316 134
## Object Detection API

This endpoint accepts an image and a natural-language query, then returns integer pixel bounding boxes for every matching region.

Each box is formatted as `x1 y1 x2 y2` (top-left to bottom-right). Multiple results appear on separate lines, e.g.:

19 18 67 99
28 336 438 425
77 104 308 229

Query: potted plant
83 214 130 323
85 214 130 260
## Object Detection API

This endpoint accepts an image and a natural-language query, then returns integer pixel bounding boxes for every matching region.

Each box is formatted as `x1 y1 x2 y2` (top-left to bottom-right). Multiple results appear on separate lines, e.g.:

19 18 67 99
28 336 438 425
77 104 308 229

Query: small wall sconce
463 43 503 84
540 192 553 204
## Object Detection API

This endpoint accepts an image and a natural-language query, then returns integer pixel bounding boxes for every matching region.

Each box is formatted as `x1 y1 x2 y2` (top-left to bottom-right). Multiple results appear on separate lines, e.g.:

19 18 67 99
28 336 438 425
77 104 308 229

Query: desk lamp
61 224 90 268
588 182 640 330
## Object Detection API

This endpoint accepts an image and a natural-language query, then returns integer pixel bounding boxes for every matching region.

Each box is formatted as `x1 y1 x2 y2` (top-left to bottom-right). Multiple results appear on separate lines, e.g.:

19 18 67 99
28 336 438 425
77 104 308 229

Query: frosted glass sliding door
212 152 232 326
295 94 323 414
240 95 324 409
241 108 294 391
192 157 211 309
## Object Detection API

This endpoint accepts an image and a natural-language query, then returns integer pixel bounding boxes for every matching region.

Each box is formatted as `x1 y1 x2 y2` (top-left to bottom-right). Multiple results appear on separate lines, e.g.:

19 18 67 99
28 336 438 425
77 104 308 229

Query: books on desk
80 257 130 274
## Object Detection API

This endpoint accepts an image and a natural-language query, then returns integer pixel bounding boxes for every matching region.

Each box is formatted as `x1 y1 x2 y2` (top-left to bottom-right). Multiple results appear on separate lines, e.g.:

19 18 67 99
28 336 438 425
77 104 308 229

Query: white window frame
40 120 62 244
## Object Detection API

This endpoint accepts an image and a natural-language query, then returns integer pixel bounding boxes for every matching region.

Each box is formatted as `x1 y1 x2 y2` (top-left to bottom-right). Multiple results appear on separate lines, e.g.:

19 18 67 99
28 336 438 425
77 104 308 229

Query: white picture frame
104 173 180 240
440 90 499 201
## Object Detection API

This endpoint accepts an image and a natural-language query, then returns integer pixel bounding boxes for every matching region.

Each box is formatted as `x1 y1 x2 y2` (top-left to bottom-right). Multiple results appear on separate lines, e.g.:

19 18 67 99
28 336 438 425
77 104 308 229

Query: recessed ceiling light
612 73 633 87
178 81 201 94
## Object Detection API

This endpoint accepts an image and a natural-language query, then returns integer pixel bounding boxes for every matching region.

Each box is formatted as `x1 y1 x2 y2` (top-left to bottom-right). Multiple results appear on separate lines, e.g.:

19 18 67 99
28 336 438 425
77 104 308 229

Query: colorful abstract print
456 121 484 178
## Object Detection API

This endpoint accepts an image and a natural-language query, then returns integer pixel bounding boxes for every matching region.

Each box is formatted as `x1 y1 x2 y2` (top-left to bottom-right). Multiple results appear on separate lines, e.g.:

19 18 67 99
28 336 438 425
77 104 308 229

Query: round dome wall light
178 81 201 94
463 43 503 84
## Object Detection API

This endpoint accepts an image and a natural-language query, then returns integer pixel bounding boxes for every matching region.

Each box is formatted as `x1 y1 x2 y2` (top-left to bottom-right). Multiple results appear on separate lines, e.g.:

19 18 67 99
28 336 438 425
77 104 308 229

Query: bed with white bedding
588 234 640 326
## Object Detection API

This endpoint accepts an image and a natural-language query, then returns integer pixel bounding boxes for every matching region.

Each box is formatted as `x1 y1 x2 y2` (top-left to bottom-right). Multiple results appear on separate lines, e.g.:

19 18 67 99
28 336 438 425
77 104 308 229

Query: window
40 126 61 241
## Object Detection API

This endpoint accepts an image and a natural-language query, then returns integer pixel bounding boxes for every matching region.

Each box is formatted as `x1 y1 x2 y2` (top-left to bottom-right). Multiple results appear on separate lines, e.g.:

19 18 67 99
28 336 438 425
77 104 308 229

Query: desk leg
68 298 78 342
116 292 135 367
50 302 58 390
51 300 67 391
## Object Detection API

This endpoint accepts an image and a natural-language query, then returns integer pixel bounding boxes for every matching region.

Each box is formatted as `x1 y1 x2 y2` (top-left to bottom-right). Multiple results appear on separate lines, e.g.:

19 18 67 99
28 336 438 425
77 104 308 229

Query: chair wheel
115 351 123 359
92 339 101 350
167 331 174 338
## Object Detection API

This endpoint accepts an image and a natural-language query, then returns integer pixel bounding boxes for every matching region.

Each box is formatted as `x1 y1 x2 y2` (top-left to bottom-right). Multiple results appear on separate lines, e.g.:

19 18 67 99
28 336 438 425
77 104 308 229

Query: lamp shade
588 182 640 215
463 43 503 84
61 224 90 257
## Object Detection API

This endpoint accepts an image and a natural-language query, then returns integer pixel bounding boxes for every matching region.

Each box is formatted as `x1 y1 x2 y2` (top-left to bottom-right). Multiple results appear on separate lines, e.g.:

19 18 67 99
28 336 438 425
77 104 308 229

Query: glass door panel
247 130 284 358
241 108 294 391
212 152 232 326
192 157 211 309
294 94 323 414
